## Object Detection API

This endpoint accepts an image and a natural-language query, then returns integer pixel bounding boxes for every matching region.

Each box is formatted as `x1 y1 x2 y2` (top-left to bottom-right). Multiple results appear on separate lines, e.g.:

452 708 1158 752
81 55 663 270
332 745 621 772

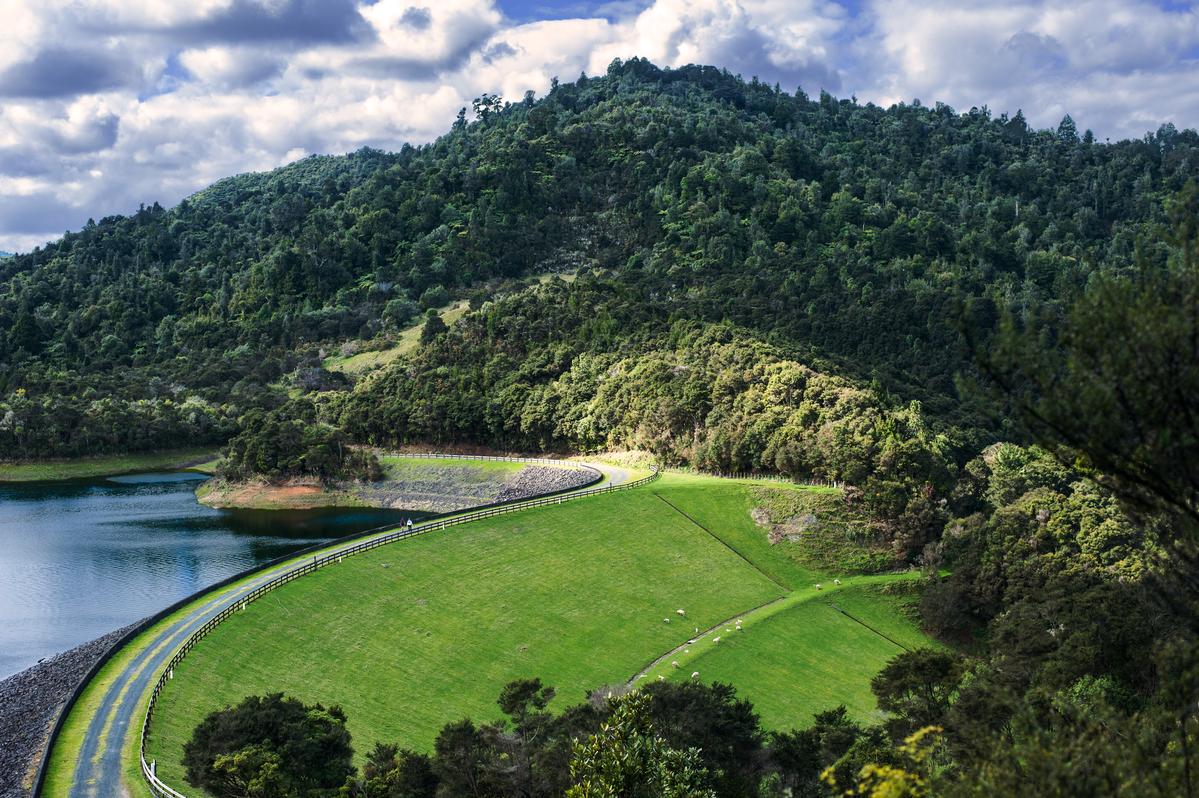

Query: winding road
53 458 633 798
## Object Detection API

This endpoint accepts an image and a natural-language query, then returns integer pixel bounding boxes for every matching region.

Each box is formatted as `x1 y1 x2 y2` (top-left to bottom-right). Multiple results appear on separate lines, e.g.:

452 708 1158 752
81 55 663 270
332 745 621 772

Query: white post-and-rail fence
139 461 659 798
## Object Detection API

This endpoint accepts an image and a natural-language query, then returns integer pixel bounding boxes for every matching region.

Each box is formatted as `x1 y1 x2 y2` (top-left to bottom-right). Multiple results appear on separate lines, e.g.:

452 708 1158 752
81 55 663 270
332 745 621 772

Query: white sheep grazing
658 675 665 681
834 578 842 585
815 583 822 590
691 671 700 680
713 636 721 643
663 618 670 623
671 661 680 669
676 609 686 616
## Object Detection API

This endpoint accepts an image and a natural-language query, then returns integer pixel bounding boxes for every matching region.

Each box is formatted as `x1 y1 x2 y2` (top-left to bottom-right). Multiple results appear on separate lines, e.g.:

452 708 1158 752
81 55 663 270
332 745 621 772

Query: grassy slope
0 448 217 482
323 301 470 376
51 471 931 798
147 478 787 787
649 583 931 729
48 461 592 798
634 477 931 727
653 476 835 589
324 273 578 377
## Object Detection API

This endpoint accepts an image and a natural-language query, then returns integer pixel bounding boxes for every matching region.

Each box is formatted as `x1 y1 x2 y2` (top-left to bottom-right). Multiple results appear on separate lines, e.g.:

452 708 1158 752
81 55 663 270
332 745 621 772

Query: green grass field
0 448 217 482
647 581 931 729
143 473 935 795
147 477 787 786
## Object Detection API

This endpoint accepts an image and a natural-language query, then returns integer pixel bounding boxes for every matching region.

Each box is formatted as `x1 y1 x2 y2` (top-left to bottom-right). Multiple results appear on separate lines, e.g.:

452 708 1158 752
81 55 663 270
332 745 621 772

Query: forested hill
1 57 1197 462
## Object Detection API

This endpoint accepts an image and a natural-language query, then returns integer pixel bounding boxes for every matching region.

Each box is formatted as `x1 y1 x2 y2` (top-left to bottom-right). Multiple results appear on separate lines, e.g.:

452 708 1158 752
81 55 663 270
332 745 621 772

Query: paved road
61 459 632 798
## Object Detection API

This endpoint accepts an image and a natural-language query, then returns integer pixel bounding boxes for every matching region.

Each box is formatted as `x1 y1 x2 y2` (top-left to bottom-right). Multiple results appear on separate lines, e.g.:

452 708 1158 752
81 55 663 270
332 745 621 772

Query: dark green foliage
183 693 354 798
219 406 381 483
566 692 714 798
870 649 963 737
417 310 448 345
340 296 955 551
984 184 1199 540
641 681 765 798
372 680 767 798
2 59 1196 460
340 743 436 798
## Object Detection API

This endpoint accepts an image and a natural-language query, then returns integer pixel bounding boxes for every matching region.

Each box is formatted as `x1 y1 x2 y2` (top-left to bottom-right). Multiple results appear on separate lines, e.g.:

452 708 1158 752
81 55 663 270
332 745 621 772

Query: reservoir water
0 472 417 679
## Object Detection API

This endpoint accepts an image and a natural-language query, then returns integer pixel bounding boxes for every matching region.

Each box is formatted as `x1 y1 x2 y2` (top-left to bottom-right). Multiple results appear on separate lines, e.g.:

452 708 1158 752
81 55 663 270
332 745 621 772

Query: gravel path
0 623 139 798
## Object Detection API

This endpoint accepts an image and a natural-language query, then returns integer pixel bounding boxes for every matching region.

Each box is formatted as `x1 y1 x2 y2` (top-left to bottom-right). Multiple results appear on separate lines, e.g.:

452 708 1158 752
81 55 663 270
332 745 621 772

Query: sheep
663 617 671 623
684 648 690 653
713 636 721 643
658 675 665 681
815 583 822 590
833 578 842 585
676 609 686 616
691 672 700 680
671 661 680 669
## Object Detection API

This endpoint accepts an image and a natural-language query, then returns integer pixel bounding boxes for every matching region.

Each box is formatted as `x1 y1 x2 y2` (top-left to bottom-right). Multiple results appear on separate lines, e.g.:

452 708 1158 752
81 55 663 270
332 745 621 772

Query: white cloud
0 0 1197 252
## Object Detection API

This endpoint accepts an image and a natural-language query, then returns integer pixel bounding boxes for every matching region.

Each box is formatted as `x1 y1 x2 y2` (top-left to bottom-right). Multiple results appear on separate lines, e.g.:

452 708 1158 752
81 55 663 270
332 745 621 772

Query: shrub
183 693 354 798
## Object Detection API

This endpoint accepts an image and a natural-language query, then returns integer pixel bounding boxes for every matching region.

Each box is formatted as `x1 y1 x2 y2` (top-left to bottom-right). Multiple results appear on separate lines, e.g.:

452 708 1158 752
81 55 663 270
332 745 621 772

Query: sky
1 0 1198 253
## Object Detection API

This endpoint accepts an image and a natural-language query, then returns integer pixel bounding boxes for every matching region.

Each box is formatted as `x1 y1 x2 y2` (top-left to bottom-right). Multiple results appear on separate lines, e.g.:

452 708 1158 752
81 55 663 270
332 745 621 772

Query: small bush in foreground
183 693 353 798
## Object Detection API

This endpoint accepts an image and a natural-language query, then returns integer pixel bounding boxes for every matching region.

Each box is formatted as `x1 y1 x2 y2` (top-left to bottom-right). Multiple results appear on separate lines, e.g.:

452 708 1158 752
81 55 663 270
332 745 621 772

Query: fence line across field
139 461 660 798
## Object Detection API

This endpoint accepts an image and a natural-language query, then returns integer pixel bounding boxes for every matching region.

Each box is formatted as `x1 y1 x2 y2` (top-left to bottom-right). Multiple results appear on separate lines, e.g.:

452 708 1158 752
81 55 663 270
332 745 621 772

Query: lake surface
0 472 418 679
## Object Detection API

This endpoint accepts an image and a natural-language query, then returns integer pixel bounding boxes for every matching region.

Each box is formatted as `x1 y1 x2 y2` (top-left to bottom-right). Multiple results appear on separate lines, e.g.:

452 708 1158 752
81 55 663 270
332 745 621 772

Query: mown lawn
142 473 938 795
650 476 832 589
658 582 936 729
146 477 786 787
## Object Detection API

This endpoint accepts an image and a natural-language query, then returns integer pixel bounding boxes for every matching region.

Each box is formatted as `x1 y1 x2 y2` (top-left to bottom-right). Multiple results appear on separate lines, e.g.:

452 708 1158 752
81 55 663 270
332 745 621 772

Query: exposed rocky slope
0 623 139 798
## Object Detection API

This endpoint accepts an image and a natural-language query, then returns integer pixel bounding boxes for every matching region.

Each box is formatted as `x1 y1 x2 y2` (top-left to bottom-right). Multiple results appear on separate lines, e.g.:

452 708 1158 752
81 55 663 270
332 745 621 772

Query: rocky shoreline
200 462 598 513
0 462 598 796
0 623 139 798
494 465 598 502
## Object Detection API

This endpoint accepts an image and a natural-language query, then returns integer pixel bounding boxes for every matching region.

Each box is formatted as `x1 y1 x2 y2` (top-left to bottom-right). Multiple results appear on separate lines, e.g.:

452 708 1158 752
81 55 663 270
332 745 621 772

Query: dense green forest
3 58 1198 794
2 58 1196 461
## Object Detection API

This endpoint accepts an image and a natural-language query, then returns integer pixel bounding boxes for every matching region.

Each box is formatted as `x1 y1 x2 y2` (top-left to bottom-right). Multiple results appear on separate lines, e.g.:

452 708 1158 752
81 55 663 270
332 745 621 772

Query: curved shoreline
195 456 599 512
35 457 633 798
0 451 218 485
0 624 141 798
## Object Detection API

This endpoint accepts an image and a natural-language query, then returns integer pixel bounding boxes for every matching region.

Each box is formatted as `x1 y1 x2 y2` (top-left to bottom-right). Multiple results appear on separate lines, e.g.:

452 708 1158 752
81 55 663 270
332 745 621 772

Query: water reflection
0 472 421 679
